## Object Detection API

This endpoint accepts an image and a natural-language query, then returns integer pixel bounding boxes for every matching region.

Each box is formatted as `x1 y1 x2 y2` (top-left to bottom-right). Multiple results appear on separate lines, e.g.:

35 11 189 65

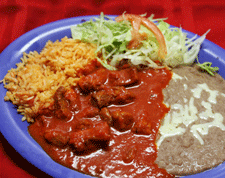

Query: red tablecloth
1 0 225 177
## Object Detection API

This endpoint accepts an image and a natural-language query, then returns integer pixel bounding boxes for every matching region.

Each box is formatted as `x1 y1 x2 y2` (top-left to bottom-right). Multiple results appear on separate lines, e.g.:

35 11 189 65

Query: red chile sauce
28 60 174 178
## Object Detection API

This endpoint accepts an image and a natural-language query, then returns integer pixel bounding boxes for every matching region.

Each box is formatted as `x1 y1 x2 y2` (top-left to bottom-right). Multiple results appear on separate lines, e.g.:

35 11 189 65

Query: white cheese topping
157 74 225 147
172 73 183 81
191 83 219 104
183 84 188 90
191 100 225 144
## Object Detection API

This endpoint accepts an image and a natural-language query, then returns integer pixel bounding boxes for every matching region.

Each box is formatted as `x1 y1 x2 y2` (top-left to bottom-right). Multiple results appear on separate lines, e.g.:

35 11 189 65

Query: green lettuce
71 12 210 70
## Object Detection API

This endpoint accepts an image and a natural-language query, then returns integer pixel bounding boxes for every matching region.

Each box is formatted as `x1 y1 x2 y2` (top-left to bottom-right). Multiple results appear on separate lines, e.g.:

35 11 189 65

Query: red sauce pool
28 62 174 178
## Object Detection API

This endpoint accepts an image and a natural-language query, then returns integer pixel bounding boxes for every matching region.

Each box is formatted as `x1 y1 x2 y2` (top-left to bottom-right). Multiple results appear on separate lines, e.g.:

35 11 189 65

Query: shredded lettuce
196 58 219 76
71 13 210 70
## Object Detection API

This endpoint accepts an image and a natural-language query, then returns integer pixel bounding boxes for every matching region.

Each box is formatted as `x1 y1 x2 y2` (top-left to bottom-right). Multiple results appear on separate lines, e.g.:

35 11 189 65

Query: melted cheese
157 74 225 147
183 84 188 90
191 83 219 104
172 73 183 81
191 100 225 144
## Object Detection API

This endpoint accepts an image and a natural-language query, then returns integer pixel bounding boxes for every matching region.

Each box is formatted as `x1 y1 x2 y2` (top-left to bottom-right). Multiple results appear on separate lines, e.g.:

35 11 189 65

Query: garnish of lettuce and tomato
71 12 218 75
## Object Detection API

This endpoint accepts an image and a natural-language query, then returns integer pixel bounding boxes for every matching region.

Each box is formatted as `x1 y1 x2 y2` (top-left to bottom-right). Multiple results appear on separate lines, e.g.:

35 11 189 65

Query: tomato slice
116 14 167 60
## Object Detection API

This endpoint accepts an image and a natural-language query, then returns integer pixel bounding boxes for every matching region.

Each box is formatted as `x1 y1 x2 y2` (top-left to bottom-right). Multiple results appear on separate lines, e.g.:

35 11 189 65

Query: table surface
1 0 225 177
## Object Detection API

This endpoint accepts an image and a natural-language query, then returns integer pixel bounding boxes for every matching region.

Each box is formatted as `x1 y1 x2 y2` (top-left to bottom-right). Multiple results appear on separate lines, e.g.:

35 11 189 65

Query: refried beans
156 65 225 175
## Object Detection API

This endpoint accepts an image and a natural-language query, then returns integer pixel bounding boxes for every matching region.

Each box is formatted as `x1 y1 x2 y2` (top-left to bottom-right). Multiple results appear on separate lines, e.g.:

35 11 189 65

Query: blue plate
0 15 225 178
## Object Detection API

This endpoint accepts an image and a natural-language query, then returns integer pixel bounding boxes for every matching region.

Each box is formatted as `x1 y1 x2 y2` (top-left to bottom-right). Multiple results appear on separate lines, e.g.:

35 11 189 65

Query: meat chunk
78 68 108 93
100 108 134 132
108 67 139 87
131 116 152 135
79 106 99 118
92 88 115 108
122 145 137 163
69 122 110 152
77 59 102 76
54 86 80 119
92 86 135 108
64 88 81 110
54 86 73 119
44 130 70 147
111 110 134 132
100 107 113 126
73 119 93 131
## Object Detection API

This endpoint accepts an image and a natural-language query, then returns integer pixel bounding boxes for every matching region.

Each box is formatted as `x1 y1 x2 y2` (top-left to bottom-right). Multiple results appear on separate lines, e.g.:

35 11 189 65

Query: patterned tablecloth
0 0 225 177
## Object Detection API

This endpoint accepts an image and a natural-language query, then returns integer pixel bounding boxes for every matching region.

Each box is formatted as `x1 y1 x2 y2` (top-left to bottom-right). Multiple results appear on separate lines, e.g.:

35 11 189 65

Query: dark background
0 0 225 177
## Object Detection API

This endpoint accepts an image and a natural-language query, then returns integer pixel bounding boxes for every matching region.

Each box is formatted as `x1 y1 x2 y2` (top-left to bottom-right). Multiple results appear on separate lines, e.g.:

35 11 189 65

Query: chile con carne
28 60 174 178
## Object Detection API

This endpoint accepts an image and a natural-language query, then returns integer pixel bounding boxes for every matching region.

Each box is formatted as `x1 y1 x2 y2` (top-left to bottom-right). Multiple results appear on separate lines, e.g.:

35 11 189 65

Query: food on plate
156 65 225 175
115 14 167 59
71 12 210 69
2 38 97 122
1 13 224 177
28 59 173 177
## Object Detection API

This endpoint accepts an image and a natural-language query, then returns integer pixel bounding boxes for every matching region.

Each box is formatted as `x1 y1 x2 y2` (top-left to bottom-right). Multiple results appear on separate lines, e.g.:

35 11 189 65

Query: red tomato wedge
116 14 167 60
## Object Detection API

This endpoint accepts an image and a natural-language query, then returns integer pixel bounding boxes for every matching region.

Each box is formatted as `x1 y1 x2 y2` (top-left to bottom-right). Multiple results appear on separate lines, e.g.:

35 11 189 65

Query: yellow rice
2 37 97 122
